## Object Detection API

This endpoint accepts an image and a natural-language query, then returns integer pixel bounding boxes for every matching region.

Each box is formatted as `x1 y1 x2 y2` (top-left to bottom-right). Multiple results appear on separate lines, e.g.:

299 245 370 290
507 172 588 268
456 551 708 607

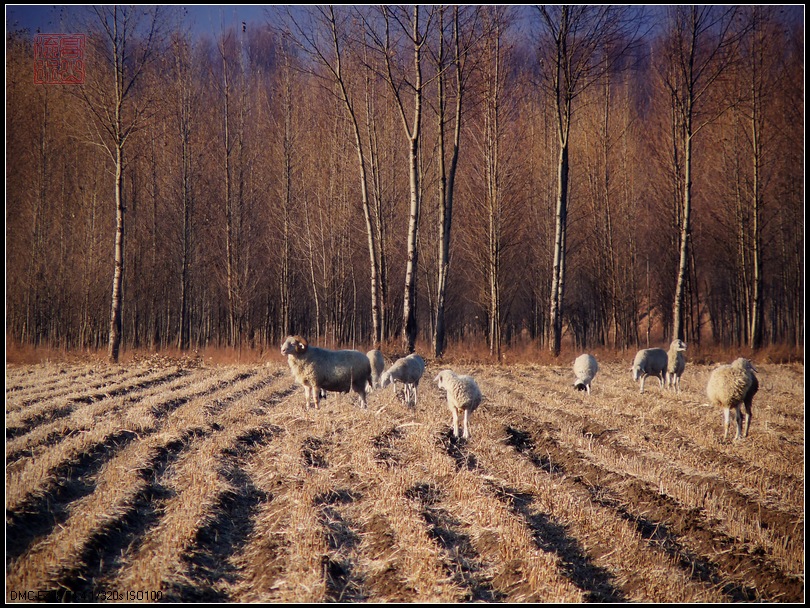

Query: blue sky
6 5 274 36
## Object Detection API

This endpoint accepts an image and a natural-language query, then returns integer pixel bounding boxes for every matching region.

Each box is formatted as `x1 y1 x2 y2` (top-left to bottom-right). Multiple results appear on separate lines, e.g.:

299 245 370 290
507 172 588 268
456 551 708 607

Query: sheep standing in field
281 335 371 409
732 357 758 438
573 354 599 395
706 358 758 440
666 339 688 393
434 370 482 440
367 349 385 390
380 353 425 407
631 347 668 393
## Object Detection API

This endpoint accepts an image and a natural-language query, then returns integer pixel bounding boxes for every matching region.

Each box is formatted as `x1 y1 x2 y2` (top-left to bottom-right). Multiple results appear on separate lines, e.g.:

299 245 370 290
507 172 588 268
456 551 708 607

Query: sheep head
732 357 757 374
433 370 453 390
281 335 308 356
670 339 687 352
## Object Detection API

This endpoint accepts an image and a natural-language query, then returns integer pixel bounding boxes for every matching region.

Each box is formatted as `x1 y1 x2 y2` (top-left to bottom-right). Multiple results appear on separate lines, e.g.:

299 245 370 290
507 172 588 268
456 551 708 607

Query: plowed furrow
17 434 193 601
434 431 624 602
406 482 505 602
315 489 367 602
6 368 188 442
5 370 263 586
401 398 584 602
5 368 197 463
487 398 803 602
5 365 99 395
163 425 280 601
6 366 152 412
106 376 291 596
5 368 248 509
486 368 804 503
7 371 283 596
484 375 804 571
5 428 138 567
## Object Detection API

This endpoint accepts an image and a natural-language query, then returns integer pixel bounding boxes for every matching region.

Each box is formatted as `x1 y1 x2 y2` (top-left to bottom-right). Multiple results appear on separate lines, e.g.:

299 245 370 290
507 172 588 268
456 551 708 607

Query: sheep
631 347 668 393
380 353 426 407
706 358 757 440
367 349 385 390
281 335 371 409
433 369 482 440
573 354 598 395
732 357 758 438
666 339 688 393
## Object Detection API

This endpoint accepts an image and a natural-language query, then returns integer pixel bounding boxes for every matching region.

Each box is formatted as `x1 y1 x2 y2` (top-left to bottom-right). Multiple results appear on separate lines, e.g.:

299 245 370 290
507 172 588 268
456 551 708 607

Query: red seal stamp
33 34 86 84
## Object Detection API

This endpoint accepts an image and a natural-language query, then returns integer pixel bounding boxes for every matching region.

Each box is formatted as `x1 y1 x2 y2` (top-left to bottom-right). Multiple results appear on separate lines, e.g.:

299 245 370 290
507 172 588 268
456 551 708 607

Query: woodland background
5 5 804 361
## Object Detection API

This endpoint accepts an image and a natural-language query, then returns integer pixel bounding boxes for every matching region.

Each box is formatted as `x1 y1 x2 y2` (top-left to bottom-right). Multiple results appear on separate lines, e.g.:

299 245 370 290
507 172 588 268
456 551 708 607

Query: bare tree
167 31 200 350
534 5 642 356
432 6 478 358
77 6 167 362
367 6 434 353
282 6 384 346
738 6 781 349
657 6 743 342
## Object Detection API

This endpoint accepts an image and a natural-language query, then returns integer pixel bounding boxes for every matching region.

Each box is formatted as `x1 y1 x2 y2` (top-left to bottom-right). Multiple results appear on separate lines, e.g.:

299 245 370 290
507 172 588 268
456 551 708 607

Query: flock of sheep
281 335 759 443
579 339 760 441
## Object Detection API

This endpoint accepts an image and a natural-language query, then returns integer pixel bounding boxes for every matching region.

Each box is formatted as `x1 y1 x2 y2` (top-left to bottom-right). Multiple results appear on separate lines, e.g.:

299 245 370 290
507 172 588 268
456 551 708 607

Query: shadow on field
438 429 478 471
5 429 139 569
314 489 367 602
490 483 626 603
37 433 189 602
406 482 506 602
165 424 280 602
503 421 801 602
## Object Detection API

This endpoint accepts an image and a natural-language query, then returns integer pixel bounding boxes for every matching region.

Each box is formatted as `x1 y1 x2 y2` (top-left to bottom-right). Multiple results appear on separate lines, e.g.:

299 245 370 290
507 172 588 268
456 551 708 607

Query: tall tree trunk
179 105 192 350
672 126 691 342
221 40 237 347
398 7 424 354
549 139 569 356
434 7 464 359
108 144 124 362
748 21 764 349
325 7 382 346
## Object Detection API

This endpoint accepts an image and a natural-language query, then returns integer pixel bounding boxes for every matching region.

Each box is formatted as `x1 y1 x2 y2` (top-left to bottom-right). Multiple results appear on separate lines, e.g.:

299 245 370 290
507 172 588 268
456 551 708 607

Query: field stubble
5 358 804 602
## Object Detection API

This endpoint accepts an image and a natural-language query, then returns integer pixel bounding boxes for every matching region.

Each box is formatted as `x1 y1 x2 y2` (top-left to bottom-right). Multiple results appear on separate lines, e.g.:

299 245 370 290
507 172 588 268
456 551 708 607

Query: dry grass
5 357 804 602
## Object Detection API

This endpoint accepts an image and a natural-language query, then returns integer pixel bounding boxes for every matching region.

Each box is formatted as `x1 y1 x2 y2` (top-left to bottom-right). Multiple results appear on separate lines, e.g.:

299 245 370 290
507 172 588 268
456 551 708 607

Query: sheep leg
312 386 321 410
639 375 646 394
451 409 460 438
723 407 731 440
586 383 591 396
742 402 752 438
462 409 470 440
734 403 742 439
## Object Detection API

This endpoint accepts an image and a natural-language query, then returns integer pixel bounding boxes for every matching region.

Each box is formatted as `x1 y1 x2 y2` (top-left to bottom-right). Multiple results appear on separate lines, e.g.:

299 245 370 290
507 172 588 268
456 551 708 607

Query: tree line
6 6 804 361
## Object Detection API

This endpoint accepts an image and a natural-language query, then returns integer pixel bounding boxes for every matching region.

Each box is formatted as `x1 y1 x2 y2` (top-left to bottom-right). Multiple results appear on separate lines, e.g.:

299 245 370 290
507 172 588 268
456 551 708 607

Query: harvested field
5 358 804 602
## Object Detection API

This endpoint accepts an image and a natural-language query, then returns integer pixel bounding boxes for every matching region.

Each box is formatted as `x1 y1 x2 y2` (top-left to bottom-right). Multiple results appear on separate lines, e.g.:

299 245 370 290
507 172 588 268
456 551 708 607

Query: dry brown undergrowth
5 358 804 603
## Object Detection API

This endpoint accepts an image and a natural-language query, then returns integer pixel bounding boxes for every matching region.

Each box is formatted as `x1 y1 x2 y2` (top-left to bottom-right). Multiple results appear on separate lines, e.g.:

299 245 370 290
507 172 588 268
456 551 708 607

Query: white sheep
732 357 758 438
666 339 687 392
281 335 371 409
573 354 598 394
380 353 425 407
434 370 482 440
706 358 757 440
367 349 385 390
631 347 668 393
